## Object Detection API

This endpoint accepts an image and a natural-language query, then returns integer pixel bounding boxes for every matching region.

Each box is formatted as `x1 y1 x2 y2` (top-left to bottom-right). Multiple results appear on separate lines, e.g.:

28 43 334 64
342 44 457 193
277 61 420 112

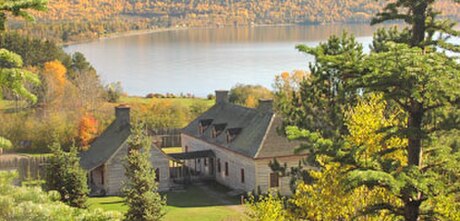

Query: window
212 123 227 138
204 158 207 166
217 158 221 172
270 173 279 188
198 119 213 134
226 128 242 143
241 169 245 183
185 146 188 152
225 162 229 176
89 171 94 184
155 168 160 182
101 169 104 185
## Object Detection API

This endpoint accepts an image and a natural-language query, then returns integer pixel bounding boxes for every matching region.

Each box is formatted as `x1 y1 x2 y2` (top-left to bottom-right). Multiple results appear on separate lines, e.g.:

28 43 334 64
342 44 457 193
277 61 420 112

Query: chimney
215 90 229 104
115 104 130 127
257 99 274 113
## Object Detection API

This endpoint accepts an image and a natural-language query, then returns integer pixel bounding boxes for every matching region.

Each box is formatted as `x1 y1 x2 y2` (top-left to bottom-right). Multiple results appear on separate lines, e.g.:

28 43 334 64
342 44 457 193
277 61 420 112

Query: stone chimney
115 104 130 127
257 99 274 113
215 90 229 104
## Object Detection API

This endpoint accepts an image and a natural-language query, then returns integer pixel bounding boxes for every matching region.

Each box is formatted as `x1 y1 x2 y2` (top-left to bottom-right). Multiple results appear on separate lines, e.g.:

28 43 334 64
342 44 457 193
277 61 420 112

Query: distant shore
62 24 296 47
62 26 188 47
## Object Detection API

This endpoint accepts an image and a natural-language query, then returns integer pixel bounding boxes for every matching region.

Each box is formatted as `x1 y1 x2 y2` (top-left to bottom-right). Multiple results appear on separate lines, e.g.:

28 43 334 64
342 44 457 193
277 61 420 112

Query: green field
88 183 245 221
119 96 214 107
162 147 183 154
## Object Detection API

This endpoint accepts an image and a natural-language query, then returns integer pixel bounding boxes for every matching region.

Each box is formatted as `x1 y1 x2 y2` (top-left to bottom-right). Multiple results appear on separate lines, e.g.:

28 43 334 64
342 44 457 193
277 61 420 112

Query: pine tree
0 0 47 31
123 123 166 221
277 8 460 218
46 141 89 208
372 0 460 50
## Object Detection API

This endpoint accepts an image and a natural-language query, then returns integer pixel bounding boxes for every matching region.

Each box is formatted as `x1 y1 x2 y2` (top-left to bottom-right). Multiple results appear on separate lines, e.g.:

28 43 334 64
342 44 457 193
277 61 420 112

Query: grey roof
182 102 303 159
80 121 131 171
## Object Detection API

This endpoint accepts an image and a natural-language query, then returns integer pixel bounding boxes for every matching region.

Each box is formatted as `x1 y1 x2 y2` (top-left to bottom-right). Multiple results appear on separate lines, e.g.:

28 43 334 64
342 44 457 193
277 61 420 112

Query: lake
63 24 409 97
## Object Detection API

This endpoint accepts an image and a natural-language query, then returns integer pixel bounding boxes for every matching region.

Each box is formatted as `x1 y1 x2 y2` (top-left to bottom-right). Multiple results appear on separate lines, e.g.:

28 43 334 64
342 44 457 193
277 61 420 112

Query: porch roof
167 150 215 160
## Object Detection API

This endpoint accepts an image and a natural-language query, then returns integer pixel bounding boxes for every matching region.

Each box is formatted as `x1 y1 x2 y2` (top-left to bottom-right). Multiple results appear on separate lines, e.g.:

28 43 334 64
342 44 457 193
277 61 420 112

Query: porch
167 150 216 185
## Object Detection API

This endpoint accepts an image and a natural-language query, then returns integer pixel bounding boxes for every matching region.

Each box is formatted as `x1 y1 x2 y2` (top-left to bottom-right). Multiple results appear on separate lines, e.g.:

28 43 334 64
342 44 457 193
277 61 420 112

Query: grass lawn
88 183 245 221
162 147 183 154
119 96 214 107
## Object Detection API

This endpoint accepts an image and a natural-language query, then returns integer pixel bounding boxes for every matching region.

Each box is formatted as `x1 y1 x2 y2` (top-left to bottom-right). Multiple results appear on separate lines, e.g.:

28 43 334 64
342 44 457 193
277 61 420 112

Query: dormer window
198 119 213 134
226 128 242 143
212 123 227 138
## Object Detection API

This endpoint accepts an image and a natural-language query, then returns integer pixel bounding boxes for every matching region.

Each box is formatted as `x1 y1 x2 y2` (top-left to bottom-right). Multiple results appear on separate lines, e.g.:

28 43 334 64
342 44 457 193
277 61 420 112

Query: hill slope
11 0 460 43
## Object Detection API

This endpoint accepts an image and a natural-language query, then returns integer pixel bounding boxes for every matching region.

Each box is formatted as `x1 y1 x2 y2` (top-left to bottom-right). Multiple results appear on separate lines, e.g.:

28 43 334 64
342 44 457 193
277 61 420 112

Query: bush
207 93 215 100
145 93 164 99
105 82 123 103
0 171 122 221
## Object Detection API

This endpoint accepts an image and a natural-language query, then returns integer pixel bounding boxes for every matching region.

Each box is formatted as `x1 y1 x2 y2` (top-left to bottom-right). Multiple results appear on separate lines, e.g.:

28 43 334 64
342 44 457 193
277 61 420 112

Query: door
209 158 214 176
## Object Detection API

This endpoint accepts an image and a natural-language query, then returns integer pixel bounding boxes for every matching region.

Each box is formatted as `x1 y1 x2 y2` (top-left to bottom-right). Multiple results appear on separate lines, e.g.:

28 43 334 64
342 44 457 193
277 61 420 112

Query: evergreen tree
0 0 47 31
372 0 460 50
123 123 166 221
278 35 460 221
274 0 460 220
46 141 89 208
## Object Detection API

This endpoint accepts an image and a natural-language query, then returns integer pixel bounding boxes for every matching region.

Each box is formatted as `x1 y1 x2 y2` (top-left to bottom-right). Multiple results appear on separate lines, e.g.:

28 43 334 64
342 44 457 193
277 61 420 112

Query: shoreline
62 23 299 47
62 27 189 47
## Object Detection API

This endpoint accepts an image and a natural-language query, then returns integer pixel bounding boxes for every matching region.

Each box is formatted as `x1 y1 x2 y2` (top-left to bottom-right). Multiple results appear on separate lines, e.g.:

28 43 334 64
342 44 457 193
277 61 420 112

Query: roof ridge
253 114 276 158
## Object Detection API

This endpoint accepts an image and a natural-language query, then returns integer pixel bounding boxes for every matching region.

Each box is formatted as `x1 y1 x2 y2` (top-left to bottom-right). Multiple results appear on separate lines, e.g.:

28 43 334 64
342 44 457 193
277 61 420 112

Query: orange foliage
79 113 99 150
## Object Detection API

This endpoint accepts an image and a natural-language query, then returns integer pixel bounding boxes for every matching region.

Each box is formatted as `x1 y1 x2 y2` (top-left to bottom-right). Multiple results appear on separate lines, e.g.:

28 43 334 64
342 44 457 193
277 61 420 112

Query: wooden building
181 90 307 195
79 105 171 196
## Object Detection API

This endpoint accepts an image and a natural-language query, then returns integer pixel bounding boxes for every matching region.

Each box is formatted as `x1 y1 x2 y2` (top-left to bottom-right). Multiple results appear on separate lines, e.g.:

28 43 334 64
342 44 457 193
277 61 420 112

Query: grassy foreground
88 183 245 221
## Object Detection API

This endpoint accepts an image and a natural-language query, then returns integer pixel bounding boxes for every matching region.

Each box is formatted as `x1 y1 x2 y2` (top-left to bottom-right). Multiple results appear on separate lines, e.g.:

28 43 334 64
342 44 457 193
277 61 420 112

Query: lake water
62 24 417 97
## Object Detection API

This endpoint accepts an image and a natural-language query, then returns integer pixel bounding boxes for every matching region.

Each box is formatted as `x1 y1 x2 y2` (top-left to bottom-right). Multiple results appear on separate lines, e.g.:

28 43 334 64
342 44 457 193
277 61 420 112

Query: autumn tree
40 60 67 110
229 84 273 108
78 113 98 150
123 123 165 221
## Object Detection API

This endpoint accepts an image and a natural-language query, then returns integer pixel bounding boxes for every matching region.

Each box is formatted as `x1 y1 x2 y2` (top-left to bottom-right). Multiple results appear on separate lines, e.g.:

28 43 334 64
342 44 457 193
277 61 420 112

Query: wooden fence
149 128 182 148
0 154 50 184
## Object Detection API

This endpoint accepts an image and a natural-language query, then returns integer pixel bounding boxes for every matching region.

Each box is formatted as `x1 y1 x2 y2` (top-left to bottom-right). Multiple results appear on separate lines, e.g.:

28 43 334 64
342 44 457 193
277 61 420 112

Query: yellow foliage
43 60 68 105
345 93 407 166
245 95 257 108
245 191 289 221
43 60 67 87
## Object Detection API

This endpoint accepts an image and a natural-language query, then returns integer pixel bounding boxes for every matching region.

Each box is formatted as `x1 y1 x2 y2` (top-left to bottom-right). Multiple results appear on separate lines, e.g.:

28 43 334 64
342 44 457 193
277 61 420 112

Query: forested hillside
10 0 460 43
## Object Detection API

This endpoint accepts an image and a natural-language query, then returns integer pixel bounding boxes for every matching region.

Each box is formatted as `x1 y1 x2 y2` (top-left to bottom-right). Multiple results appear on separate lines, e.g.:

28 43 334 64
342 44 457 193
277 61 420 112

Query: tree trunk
404 101 424 221
411 2 428 48
407 105 423 166
404 200 421 221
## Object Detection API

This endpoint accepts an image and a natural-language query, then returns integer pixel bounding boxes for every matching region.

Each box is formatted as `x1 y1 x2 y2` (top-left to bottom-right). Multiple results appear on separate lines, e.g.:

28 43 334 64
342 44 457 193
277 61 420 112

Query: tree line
9 0 460 43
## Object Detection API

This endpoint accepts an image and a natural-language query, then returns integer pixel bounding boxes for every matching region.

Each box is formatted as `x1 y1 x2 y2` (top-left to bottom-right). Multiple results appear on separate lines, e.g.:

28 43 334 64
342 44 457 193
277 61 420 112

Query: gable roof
182 102 302 159
80 120 131 171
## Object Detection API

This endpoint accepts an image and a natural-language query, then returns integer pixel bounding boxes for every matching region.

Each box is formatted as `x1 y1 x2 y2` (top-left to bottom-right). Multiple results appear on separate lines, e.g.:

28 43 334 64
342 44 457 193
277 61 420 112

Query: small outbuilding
79 105 171 196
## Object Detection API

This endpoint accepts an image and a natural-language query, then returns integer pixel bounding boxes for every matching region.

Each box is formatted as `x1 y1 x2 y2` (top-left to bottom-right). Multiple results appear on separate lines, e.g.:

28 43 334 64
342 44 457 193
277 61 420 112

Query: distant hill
10 0 460 43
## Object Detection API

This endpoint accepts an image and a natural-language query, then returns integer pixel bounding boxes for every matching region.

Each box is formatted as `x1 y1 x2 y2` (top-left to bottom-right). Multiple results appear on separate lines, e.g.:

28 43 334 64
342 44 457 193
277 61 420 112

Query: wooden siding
104 142 170 196
254 156 305 195
182 134 256 192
